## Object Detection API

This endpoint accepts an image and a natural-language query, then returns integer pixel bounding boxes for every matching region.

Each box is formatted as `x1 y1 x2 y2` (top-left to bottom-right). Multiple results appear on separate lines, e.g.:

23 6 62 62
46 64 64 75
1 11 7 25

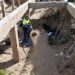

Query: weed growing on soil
0 69 5 75
0 69 13 75
32 72 36 75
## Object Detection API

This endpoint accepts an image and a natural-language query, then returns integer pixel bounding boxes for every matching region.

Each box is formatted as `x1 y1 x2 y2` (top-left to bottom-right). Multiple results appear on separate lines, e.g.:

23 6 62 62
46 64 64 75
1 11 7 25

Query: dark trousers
22 25 30 43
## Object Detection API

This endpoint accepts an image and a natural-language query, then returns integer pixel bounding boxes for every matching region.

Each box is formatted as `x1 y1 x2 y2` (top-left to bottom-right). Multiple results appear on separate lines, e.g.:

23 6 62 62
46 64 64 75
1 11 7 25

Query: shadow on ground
0 59 17 69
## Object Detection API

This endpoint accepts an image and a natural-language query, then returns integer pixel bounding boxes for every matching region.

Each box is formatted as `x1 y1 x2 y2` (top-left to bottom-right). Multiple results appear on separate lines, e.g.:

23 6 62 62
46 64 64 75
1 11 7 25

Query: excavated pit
30 7 74 45
24 7 75 75
1 5 75 75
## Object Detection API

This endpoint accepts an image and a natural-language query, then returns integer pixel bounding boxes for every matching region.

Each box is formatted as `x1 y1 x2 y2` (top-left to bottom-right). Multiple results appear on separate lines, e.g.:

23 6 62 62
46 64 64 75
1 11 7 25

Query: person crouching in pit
20 15 32 47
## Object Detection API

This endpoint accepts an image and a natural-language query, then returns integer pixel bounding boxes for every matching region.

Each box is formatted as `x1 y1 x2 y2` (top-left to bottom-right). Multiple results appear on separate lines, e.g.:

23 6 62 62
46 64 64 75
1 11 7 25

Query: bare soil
0 1 75 75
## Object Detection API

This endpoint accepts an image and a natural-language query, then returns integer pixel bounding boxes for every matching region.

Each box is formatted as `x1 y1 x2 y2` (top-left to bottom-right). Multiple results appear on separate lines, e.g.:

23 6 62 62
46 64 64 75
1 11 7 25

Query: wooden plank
17 0 21 6
10 26 19 62
0 0 35 42
29 2 66 9
1 0 5 17
67 2 75 19
12 0 15 10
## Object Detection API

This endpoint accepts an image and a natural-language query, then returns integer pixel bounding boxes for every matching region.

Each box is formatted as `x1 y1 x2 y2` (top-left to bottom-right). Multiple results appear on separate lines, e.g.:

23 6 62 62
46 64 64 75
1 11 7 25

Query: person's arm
29 20 33 30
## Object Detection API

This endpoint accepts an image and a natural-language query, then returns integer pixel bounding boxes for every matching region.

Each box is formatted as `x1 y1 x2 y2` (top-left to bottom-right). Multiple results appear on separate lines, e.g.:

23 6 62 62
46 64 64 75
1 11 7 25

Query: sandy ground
0 45 30 75
0 30 75 75
0 29 60 75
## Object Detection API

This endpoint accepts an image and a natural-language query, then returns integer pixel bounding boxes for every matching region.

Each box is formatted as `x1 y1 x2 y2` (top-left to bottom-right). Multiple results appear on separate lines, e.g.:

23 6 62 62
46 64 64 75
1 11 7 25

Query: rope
53 9 66 42
21 46 28 57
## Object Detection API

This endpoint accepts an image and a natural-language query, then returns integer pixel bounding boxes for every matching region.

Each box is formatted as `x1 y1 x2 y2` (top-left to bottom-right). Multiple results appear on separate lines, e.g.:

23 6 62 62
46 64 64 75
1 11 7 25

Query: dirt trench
19 7 75 75
20 30 60 75
30 30 59 75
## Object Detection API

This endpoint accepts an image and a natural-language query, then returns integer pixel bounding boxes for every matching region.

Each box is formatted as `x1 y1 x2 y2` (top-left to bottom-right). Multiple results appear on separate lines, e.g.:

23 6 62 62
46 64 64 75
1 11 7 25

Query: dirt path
20 30 60 75
30 32 59 75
